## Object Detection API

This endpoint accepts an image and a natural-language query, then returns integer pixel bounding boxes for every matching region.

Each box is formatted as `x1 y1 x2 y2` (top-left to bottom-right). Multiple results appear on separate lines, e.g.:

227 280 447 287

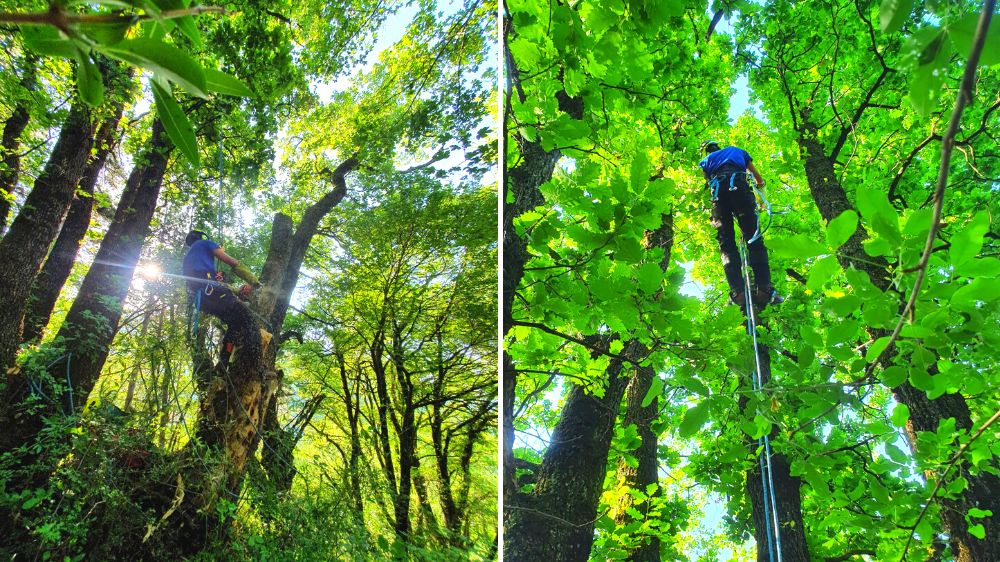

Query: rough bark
0 99 94 374
0 54 38 233
254 157 359 489
501 28 572 509
22 105 125 343
264 156 359 331
504 347 631 562
0 120 170 454
337 351 365 519
798 118 1000 560
612 366 662 562
390 320 418 538
740 339 810 562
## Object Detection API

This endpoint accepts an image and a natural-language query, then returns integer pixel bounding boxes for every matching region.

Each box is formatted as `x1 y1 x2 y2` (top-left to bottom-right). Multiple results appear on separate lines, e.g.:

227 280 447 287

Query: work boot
753 286 784 308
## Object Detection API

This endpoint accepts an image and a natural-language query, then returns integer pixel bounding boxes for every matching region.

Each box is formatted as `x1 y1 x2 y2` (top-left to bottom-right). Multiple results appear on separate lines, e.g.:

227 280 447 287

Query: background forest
504 0 999 561
0 0 497 560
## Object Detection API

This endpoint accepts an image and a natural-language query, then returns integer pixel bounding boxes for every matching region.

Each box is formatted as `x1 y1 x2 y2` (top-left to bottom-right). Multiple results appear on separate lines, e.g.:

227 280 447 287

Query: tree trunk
501 30 575 508
394 398 417 538
253 157 359 490
337 351 366 520
740 340 810 562
504 351 630 562
798 120 1000 560
0 99 94 373
21 105 125 343
0 54 38 233
612 366 662 562
411 456 440 532
0 119 170 453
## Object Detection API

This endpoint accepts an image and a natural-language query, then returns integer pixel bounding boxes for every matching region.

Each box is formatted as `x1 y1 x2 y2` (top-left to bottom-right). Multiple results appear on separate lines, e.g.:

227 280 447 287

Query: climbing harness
739 239 783 562
707 171 745 202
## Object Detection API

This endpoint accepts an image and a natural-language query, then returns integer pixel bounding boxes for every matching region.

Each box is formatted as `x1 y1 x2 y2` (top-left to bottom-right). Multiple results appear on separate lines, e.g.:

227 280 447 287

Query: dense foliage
0 0 497 560
504 0 999 560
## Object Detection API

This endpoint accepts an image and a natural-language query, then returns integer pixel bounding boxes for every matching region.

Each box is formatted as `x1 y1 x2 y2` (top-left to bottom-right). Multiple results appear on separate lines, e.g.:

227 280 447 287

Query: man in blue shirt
182 229 262 363
699 141 782 309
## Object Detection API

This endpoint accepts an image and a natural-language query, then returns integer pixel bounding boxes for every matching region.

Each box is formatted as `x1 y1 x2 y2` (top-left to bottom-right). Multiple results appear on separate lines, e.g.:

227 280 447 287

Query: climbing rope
739 236 783 562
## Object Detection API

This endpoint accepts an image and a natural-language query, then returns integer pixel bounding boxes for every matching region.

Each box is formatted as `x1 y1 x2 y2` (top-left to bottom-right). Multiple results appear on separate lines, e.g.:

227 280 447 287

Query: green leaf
909 367 934 392
100 38 208 98
951 278 1000 310
21 496 42 510
74 53 105 107
614 236 644 263
826 210 858 248
640 376 663 408
969 523 986 539
909 55 946 117
955 257 1000 279
678 401 710 438
879 366 908 387
807 255 841 291
891 403 910 427
21 26 79 59
151 80 199 166
948 12 1000 66
630 151 648 194
949 212 989 267
78 22 131 45
827 294 861 318
866 336 891 362
770 234 828 259
636 262 662 294
174 15 204 49
879 0 913 32
856 185 898 236
204 69 253 97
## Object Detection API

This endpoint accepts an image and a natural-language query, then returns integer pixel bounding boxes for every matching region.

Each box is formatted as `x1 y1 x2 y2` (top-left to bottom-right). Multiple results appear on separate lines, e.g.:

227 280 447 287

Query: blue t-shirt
699 146 752 176
182 238 220 278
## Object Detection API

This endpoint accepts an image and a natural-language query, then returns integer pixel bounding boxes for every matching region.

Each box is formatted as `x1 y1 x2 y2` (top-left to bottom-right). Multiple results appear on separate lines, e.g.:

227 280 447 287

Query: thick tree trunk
0 100 94 373
0 120 170 453
798 122 1000 560
504 351 630 562
253 157 358 489
394 399 417 537
411 457 440 532
741 340 810 562
337 351 366 520
22 106 125 343
612 366 662 562
371 332 400 503
501 37 573 507
0 54 38 233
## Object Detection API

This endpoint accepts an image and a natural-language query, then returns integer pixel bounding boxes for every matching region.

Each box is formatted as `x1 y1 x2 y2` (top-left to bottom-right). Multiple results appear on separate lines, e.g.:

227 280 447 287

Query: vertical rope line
740 228 783 561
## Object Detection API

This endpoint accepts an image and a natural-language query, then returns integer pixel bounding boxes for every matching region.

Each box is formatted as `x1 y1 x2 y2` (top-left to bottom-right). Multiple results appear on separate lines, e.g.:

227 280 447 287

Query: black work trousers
709 174 772 296
189 275 261 363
